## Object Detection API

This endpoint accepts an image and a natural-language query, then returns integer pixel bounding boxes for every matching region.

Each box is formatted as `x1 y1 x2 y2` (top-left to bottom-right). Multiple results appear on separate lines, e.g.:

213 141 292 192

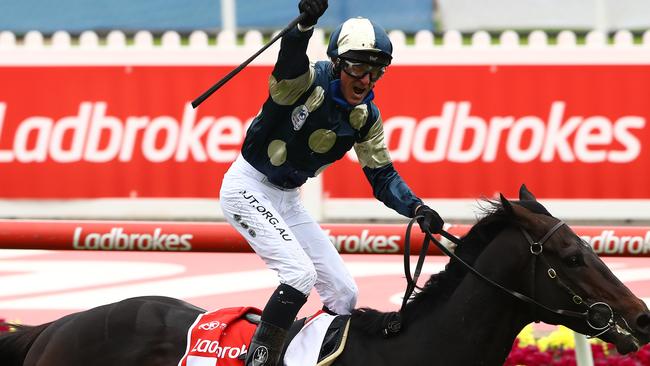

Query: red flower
554 353 575 366
0 320 9 333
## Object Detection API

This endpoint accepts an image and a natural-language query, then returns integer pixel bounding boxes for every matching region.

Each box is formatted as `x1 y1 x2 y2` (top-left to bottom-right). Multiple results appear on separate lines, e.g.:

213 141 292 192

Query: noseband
396 217 616 337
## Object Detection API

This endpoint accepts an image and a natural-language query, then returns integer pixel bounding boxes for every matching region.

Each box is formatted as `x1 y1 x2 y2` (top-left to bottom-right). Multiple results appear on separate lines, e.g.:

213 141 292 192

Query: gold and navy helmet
327 17 393 67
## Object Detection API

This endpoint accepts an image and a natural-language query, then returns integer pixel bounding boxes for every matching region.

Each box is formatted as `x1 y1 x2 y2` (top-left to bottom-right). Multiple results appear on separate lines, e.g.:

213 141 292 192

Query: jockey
219 0 444 365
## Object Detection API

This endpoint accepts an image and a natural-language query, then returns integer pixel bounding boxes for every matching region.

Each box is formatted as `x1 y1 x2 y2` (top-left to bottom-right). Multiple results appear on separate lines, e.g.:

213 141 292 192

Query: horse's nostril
635 313 650 333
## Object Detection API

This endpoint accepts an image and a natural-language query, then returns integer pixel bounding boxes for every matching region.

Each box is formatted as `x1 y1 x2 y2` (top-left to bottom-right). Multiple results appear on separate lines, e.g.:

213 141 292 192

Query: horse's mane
350 198 535 336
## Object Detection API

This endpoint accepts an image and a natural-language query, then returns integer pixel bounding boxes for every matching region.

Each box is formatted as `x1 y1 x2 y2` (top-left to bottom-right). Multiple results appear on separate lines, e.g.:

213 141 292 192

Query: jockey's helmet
327 17 393 67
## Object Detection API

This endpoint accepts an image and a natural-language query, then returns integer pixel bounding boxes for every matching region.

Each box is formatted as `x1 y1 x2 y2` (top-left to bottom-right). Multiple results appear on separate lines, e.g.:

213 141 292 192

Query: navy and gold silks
241 26 421 218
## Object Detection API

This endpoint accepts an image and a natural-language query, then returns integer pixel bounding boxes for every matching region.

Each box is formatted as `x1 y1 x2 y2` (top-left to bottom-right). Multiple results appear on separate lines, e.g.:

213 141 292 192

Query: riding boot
245 283 307 366
245 321 288 366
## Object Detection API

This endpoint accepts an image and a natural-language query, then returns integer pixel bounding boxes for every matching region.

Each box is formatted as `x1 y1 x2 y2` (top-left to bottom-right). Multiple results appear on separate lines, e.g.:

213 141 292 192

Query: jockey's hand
298 0 328 27
415 205 444 234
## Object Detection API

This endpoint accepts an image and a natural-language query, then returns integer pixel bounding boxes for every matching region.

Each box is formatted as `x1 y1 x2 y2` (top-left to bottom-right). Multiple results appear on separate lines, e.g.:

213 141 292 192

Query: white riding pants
219 155 358 315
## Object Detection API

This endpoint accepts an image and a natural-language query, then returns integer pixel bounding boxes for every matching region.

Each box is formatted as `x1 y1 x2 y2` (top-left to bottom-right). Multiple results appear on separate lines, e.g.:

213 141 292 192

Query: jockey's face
338 61 378 106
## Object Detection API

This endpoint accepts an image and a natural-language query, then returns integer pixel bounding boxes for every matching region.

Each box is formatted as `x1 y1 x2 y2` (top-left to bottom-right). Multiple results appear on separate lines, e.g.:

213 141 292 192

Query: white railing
1 29 649 67
2 29 650 49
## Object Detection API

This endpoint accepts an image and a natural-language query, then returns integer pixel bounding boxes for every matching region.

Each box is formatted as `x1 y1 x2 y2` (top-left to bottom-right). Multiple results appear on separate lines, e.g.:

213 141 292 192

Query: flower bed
506 325 650 365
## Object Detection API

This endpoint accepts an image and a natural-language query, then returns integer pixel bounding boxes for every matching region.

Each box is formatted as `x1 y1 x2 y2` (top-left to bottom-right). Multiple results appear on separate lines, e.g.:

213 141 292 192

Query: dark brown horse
2 185 649 366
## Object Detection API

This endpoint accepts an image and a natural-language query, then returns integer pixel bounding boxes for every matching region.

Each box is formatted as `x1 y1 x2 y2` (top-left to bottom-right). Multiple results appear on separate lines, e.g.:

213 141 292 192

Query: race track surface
1 249 649 326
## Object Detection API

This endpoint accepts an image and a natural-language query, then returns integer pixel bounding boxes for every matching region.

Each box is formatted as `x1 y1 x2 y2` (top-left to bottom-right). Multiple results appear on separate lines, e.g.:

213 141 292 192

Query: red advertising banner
334 65 650 200
1 219 649 257
0 66 268 198
0 65 649 199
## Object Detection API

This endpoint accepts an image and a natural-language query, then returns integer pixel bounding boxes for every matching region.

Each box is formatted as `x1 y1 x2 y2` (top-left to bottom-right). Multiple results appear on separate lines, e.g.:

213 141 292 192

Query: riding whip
191 13 307 108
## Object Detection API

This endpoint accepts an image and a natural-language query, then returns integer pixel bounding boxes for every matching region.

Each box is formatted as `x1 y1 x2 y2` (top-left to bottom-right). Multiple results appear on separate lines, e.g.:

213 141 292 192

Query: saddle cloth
178 307 350 366
178 306 261 366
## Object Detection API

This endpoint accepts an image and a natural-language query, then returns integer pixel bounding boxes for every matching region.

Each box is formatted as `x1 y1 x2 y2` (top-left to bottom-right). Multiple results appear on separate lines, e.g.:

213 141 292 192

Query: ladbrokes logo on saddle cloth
179 306 261 366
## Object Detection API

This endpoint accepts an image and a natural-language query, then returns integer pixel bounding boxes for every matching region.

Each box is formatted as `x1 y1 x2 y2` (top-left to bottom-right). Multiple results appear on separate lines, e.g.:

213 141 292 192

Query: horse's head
498 184 650 354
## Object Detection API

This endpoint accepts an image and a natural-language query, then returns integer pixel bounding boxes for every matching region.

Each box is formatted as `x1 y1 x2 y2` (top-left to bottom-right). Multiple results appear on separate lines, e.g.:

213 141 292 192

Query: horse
1 185 649 366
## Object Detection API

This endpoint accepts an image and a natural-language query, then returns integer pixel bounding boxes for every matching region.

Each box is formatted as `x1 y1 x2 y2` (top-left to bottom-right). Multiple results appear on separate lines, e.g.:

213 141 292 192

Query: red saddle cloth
178 306 262 366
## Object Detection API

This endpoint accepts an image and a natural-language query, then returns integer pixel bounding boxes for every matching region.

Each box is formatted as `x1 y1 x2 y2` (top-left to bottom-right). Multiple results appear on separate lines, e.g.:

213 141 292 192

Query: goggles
340 59 386 82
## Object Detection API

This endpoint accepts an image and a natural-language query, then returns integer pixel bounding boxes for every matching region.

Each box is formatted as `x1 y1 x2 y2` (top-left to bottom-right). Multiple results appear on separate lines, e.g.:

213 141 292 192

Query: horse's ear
500 193 514 215
517 184 554 216
519 184 537 202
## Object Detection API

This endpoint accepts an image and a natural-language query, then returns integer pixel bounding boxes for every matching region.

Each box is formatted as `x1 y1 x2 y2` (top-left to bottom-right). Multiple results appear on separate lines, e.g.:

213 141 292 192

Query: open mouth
352 86 366 96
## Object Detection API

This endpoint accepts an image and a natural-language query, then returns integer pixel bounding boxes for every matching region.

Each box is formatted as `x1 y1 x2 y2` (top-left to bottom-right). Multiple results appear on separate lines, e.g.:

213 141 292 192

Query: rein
389 216 616 337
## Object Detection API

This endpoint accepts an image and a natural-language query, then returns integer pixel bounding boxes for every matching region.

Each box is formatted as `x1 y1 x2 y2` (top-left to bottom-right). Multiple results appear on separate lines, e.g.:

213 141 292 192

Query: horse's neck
428 274 531 364
390 274 528 366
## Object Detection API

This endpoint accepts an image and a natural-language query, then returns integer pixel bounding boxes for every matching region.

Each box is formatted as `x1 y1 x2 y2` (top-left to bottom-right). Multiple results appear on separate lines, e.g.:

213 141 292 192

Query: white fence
1 28 649 71
3 29 650 46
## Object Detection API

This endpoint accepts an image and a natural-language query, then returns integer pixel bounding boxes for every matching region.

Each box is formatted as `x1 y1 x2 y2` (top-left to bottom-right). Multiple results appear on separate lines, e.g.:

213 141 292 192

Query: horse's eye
564 254 584 267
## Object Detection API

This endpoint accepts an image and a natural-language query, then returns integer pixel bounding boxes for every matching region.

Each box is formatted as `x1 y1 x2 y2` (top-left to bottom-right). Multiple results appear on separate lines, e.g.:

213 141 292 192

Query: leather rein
384 216 617 337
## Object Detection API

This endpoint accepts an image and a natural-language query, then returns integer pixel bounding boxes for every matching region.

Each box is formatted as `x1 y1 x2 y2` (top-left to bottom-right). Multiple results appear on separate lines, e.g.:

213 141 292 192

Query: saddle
245 312 350 366
179 308 349 366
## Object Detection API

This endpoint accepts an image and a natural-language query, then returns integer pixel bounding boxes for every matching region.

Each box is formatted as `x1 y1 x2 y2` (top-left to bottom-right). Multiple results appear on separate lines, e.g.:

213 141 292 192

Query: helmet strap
332 58 343 79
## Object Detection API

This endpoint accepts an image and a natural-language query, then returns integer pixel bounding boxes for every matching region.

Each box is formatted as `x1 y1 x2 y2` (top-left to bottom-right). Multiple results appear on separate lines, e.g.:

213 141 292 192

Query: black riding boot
245 284 307 366
245 321 288 366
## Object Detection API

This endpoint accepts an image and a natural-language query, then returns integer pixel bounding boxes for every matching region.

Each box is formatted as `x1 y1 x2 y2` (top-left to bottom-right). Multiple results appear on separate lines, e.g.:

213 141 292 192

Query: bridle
518 221 615 336
385 216 618 337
